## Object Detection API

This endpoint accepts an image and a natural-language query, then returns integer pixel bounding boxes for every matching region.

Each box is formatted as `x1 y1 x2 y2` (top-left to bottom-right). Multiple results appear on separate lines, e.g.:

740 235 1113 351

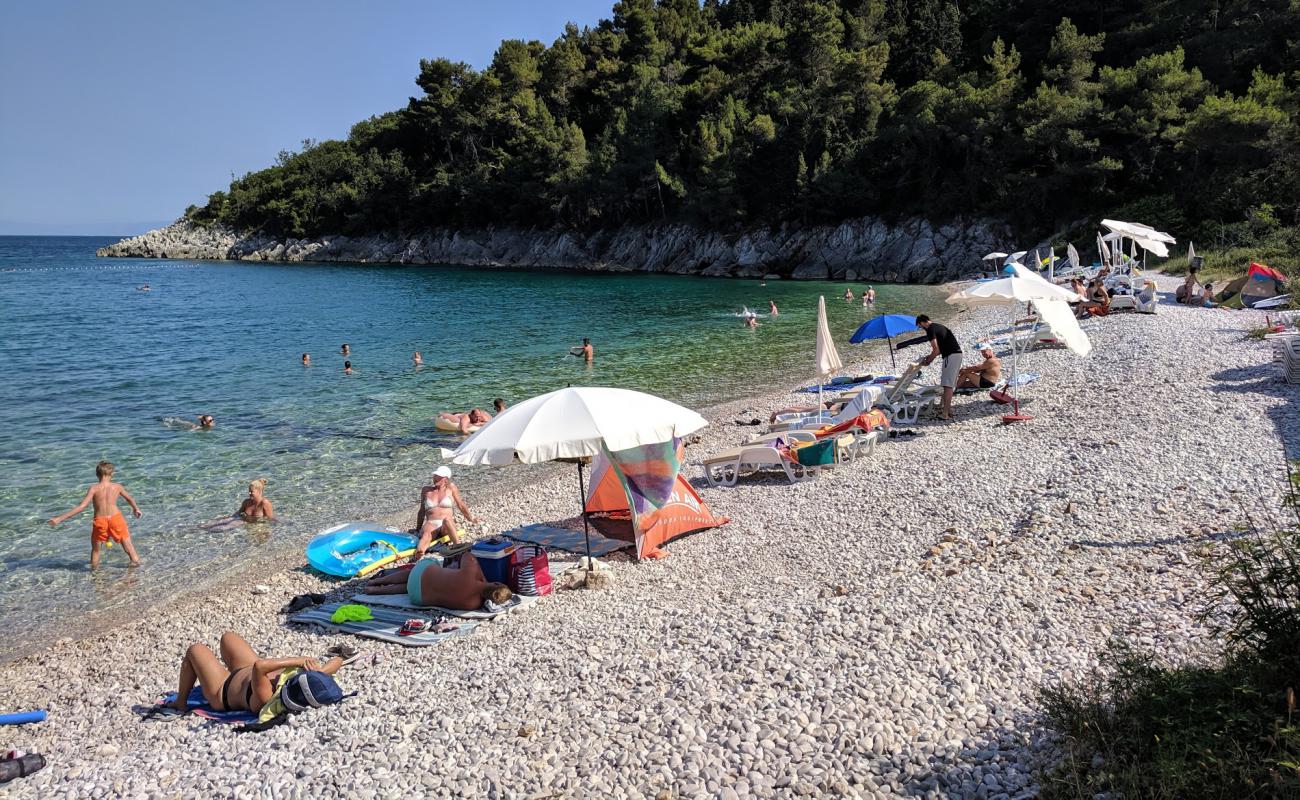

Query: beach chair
1109 295 1138 312
1135 284 1158 313
745 426 882 465
770 385 884 432
701 443 821 487
872 363 940 423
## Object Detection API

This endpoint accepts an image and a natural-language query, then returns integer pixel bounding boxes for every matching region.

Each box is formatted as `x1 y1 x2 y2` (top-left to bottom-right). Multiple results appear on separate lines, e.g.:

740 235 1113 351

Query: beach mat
290 603 480 647
795 376 892 394
350 592 538 619
157 687 257 725
503 523 631 557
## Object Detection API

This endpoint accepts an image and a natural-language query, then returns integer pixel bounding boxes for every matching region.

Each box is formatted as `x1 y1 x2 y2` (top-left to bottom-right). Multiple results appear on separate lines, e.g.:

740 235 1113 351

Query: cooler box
470 538 518 585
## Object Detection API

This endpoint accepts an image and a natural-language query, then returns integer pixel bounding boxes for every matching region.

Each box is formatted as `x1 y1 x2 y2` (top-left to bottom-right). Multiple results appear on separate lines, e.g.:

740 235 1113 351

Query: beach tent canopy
1215 263 1287 308
585 449 728 560
445 387 706 466
445 386 711 567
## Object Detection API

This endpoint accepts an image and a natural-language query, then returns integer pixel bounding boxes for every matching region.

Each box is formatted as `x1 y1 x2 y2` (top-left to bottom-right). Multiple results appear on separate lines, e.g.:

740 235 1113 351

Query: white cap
434 466 452 478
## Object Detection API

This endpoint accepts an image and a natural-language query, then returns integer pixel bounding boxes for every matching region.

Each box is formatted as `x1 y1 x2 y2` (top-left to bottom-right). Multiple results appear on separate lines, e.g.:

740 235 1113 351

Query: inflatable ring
434 417 481 434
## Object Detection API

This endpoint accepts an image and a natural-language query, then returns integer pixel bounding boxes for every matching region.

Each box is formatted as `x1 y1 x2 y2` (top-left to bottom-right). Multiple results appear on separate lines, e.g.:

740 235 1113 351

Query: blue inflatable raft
306 522 418 578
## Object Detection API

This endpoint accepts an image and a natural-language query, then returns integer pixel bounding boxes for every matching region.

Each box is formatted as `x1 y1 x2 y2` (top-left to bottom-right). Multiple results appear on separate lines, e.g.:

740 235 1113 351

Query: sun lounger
871 363 940 423
770 385 884 431
701 444 821 487
745 427 877 464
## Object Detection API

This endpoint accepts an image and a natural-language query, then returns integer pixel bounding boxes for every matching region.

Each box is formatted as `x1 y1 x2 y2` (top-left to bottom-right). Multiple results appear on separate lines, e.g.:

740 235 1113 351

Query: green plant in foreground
1038 463 1300 798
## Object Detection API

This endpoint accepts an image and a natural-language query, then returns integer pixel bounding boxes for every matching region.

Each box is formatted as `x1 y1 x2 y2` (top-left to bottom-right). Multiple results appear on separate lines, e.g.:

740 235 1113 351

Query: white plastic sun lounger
701 444 821 487
770 385 884 431
744 428 882 465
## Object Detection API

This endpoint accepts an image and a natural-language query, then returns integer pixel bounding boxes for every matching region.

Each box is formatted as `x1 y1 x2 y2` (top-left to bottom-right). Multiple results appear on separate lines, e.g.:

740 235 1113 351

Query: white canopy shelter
1101 219 1176 259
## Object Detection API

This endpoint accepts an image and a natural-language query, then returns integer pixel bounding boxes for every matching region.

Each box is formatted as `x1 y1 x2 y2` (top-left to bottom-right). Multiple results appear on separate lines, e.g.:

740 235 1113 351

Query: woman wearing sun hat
413 465 478 559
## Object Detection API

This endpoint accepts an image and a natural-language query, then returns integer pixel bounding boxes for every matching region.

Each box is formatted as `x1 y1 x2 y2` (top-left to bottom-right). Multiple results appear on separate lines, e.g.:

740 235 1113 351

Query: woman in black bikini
163 631 341 715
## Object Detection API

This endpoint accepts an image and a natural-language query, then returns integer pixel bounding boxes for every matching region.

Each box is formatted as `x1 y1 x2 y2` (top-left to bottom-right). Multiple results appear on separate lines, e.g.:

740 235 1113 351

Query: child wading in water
49 460 143 567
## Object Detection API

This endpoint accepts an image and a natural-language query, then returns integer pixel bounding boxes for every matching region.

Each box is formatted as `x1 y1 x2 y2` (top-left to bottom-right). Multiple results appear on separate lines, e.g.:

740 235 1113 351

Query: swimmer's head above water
198 415 215 429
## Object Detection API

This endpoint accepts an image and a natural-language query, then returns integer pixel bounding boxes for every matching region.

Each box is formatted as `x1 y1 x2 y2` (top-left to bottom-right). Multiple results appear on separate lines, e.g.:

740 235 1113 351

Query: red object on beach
508 545 552 596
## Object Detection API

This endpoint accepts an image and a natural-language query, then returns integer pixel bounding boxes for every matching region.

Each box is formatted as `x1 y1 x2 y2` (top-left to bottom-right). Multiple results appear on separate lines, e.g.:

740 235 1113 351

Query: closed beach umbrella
814 296 844 412
849 313 919 370
445 387 707 570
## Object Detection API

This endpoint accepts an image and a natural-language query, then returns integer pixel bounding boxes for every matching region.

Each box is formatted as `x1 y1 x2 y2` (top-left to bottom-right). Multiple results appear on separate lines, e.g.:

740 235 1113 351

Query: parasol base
1001 412 1033 424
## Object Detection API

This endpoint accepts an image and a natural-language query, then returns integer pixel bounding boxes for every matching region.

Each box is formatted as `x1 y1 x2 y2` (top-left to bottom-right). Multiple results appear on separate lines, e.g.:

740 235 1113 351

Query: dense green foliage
187 1 1300 241
1040 463 1300 798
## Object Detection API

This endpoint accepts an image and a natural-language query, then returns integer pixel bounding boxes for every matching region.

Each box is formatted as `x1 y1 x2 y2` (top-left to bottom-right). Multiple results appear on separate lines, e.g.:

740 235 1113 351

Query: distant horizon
0 220 174 237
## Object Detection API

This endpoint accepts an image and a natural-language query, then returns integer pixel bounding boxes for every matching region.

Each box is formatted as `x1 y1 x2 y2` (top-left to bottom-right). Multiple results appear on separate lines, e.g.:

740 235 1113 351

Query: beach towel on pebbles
352 592 538 618
290 603 480 647
503 523 631 556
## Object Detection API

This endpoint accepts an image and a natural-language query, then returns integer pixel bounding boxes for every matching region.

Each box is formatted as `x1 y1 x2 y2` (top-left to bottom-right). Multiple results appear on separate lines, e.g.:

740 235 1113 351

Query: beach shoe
398 618 431 636
141 704 186 722
325 643 359 660
281 593 327 614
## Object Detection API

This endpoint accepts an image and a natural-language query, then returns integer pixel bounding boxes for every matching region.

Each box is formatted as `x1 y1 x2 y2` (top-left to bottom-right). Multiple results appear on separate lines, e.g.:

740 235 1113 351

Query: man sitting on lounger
957 345 1002 389
363 552 511 611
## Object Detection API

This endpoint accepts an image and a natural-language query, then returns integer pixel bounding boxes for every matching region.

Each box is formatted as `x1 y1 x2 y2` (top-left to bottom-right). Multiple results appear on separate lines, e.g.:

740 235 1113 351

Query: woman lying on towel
363 552 512 610
153 631 344 718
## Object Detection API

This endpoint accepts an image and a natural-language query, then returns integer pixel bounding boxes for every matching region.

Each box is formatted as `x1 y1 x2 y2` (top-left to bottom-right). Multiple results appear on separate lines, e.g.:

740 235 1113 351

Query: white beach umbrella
813 295 844 412
447 387 706 467
1101 219 1175 259
983 252 1009 260
445 387 708 571
946 268 1081 421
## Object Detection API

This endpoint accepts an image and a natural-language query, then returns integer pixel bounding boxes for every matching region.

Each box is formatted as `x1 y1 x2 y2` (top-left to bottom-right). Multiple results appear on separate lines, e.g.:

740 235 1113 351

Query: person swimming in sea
301 353 310 366
238 478 274 520
343 361 353 375
412 351 422 366
340 344 350 356
138 284 151 292
744 315 759 328
768 300 778 316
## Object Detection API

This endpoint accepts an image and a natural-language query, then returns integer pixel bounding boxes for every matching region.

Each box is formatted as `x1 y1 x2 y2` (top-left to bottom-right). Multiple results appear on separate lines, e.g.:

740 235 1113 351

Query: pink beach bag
508 544 552 597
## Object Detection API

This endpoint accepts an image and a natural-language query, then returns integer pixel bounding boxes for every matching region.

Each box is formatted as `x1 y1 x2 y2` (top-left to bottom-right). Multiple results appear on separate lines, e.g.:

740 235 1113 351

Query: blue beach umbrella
848 313 920 370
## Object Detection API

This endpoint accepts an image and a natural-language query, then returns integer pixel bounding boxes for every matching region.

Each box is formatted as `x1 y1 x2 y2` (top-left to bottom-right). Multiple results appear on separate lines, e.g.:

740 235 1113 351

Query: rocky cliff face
98 217 1010 283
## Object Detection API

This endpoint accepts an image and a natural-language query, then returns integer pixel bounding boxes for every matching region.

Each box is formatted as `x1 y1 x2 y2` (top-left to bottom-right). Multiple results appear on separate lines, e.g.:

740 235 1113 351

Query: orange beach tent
584 451 728 559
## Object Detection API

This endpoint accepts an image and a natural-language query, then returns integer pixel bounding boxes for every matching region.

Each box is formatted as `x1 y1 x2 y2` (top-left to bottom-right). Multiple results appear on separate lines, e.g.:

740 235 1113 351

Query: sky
0 0 615 235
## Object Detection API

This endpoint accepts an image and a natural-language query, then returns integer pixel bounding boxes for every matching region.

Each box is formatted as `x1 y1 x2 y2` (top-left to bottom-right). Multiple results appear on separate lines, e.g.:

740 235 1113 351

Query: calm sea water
0 236 944 659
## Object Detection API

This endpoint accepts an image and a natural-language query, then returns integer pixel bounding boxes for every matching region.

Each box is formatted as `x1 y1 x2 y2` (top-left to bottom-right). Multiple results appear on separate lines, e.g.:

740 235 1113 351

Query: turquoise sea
0 236 945 660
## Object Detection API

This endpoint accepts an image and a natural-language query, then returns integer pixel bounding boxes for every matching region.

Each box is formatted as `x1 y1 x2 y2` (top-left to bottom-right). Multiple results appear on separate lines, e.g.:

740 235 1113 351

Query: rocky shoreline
96 217 1009 283
1 276 1290 798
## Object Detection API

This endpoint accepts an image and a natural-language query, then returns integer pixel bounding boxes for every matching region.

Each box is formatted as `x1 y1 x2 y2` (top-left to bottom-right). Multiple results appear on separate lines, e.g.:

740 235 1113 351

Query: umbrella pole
576 461 594 573
888 338 896 371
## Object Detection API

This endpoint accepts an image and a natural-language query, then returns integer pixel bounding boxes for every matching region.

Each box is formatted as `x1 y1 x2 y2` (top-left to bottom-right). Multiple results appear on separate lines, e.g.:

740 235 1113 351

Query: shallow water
0 236 946 659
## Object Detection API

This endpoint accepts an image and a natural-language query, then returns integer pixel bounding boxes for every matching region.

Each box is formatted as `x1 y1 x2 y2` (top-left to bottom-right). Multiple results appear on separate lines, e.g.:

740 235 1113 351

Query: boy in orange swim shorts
49 460 143 568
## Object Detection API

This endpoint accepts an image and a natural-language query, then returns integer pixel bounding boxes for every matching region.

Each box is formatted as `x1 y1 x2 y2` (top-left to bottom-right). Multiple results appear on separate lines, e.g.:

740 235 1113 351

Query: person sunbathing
363 552 511 611
769 399 835 424
957 346 1002 389
156 631 343 717
1075 280 1111 318
438 408 491 434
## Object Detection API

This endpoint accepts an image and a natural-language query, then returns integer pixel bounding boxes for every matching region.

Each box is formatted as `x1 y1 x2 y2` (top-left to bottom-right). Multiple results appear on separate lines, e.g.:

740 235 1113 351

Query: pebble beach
0 274 1294 799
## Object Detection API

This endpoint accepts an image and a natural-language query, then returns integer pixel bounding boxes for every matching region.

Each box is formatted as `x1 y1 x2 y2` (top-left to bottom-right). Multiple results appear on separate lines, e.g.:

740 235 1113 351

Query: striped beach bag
508 544 552 597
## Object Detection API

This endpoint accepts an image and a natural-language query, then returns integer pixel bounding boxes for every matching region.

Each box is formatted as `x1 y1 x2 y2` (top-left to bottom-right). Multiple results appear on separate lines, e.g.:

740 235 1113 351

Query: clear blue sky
0 0 615 235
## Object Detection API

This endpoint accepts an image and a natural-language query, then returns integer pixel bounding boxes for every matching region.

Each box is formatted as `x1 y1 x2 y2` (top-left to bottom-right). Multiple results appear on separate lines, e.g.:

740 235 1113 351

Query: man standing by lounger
902 315 962 421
